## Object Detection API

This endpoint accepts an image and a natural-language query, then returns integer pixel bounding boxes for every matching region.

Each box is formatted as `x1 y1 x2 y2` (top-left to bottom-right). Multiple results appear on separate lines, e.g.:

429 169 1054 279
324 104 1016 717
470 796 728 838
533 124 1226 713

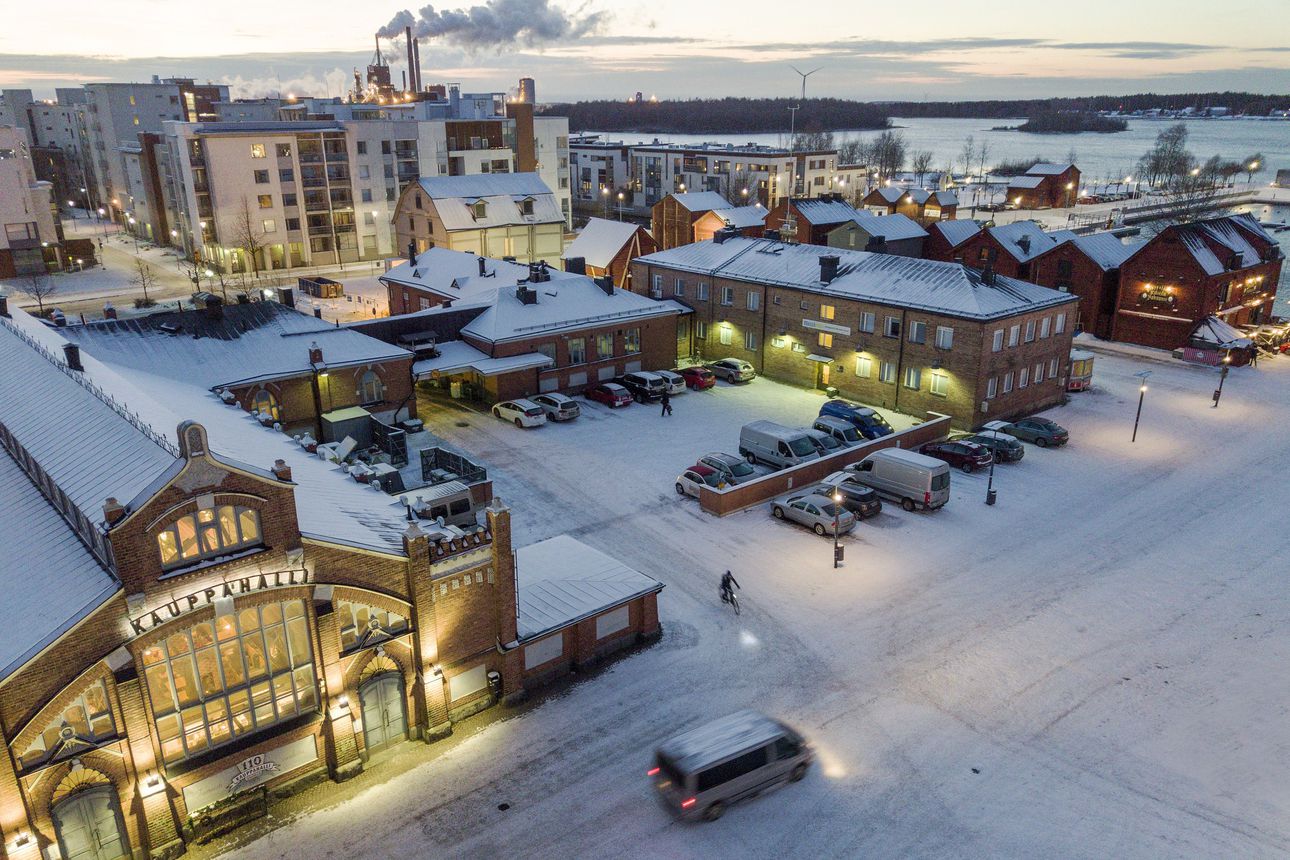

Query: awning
805 353 835 363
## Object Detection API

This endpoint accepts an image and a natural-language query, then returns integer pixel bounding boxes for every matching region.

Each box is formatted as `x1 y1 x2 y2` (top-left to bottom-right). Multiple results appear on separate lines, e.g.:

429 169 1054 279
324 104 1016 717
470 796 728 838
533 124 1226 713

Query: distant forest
540 92 1290 134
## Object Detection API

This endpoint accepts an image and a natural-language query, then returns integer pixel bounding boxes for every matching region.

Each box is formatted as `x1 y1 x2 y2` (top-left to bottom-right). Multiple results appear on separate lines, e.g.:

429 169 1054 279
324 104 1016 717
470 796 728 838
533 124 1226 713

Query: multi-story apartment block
0 124 62 276
633 236 1079 427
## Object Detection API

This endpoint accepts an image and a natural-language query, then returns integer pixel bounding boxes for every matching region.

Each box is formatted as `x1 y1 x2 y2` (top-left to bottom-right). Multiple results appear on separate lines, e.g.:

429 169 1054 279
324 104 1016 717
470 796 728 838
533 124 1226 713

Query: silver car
655 369 688 395
770 492 856 536
530 392 581 421
708 358 756 383
699 452 758 485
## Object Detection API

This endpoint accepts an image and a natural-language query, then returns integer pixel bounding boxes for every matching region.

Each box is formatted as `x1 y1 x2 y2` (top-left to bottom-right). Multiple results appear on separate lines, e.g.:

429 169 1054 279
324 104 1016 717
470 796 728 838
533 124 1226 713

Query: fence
697 412 952 516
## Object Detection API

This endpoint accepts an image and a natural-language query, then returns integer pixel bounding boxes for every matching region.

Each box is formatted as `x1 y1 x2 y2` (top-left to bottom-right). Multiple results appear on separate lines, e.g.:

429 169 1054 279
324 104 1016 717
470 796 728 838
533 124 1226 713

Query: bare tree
791 130 835 152
870 130 908 182
837 137 870 167
911 151 934 188
959 135 976 179
15 272 58 315
131 257 159 308
718 168 759 206
976 139 992 206
228 196 268 283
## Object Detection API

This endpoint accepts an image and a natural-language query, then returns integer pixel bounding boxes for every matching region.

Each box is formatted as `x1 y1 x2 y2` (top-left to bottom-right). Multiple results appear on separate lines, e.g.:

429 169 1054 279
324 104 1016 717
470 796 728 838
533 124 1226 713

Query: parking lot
224 348 1290 859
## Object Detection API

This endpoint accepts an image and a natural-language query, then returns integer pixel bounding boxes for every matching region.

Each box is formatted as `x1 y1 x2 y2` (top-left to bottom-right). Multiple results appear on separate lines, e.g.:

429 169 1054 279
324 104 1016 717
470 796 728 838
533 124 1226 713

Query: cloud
377 0 608 49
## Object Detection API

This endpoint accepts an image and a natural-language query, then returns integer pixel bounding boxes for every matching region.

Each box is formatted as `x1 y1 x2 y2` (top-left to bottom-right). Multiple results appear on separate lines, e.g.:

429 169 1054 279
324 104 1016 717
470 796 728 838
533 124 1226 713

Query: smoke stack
819 254 840 283
413 38 422 93
405 26 416 93
63 342 84 371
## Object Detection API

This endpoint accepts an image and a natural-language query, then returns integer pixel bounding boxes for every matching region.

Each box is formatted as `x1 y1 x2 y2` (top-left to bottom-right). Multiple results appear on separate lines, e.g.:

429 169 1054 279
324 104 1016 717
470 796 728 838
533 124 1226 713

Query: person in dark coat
660 389 672 416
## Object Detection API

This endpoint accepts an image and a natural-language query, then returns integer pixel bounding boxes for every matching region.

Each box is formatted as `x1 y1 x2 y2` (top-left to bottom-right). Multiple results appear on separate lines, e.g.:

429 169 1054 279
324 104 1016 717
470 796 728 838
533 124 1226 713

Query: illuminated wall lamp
8 831 33 852
141 771 166 797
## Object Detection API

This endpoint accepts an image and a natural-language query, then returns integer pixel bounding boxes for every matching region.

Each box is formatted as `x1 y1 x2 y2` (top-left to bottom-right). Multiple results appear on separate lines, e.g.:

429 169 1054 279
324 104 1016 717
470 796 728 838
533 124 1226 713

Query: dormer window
157 504 262 569
472 200 487 219
520 197 534 216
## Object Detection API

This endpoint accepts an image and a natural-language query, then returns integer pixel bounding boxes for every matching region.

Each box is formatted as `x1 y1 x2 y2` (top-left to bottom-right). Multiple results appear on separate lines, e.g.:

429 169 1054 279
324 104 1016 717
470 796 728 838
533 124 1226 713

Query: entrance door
360 673 407 754
53 787 129 860
815 362 830 390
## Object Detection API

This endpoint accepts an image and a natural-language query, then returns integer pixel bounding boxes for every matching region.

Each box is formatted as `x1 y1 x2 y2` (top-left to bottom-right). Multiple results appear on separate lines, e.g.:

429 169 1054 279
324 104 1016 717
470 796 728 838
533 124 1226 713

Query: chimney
237 292 250 304
413 38 422 93
0 294 8 317
982 263 996 285
102 497 127 526
407 240 417 266
1017 235 1031 255
308 341 324 364
51 308 66 327
405 26 416 93
103 302 117 319
271 459 293 482
276 287 295 308
819 254 840 283
564 256 585 275
505 101 536 172
63 342 84 371
595 276 614 296
515 283 537 304
864 235 888 255
477 255 487 276
313 305 323 319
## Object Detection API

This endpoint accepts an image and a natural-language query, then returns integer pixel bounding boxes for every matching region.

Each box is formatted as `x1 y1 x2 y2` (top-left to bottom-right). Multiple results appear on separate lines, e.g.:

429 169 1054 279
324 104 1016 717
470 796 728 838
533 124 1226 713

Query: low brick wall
698 412 952 516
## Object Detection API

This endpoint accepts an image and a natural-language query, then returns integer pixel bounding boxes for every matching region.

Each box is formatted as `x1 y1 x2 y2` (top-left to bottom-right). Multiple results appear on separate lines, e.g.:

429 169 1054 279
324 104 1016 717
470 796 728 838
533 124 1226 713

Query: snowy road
215 346 1290 859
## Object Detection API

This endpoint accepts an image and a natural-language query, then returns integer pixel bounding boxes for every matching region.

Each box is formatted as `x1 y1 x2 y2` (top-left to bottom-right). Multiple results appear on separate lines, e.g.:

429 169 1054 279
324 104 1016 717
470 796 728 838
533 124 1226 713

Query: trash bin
487 670 502 697
824 385 839 398
834 545 845 563
986 488 998 506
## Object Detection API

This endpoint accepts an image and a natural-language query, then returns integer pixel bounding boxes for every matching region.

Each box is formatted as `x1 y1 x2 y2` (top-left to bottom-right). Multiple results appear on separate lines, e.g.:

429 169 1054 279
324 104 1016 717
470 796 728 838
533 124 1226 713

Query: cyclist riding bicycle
720 570 740 603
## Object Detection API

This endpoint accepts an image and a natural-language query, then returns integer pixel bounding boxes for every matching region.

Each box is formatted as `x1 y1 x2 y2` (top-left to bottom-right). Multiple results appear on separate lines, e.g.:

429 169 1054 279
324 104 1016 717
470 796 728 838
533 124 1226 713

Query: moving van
846 447 950 511
739 421 822 469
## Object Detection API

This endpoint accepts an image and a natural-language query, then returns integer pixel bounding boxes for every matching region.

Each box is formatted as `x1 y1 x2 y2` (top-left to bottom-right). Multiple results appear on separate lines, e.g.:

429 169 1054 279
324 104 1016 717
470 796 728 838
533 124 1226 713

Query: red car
585 382 634 408
919 440 993 473
676 366 716 390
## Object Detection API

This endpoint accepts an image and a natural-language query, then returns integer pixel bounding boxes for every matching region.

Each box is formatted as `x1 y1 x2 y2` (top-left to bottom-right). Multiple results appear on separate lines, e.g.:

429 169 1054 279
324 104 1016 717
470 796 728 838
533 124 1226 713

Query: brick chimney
103 302 117 319
103 497 127 526
63 342 84 371
308 341 323 365
819 254 840 283
271 459 293 482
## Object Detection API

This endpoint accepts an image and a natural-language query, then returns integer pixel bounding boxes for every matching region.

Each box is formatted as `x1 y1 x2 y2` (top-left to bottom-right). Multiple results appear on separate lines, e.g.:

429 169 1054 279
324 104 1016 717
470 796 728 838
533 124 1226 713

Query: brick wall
1030 245 1116 336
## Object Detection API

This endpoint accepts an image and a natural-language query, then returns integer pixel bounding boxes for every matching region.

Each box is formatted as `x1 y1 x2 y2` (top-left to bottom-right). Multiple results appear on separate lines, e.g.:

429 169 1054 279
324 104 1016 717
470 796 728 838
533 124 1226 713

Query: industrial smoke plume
378 0 605 49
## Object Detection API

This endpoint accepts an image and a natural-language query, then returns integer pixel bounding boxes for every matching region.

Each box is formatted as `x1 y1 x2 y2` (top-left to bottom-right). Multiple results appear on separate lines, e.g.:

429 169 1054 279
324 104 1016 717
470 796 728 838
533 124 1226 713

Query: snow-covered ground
212 351 1290 859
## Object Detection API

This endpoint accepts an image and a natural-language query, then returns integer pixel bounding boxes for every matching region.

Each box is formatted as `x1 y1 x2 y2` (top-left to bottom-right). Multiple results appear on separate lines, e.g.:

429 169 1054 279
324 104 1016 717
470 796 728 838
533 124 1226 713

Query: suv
919 440 993 473
676 366 717 389
816 471 882 518
614 371 667 402
699 452 758 485
818 400 894 439
708 358 756 383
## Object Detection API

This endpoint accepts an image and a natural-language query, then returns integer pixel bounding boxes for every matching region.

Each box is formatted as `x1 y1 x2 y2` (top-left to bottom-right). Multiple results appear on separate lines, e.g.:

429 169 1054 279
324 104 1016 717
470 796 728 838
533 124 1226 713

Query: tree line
540 98 891 133
881 92 1290 118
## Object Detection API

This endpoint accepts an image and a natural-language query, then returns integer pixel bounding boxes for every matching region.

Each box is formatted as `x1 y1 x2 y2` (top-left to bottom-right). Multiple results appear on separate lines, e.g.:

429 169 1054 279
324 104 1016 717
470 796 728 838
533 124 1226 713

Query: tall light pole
1212 354 1232 407
601 186 609 219
985 424 999 505
832 490 843 568
616 192 624 221
1132 370 1151 442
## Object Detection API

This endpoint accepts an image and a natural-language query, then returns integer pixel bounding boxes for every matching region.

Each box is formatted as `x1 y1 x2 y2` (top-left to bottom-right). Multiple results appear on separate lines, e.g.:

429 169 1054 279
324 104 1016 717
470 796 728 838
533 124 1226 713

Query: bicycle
721 586 741 616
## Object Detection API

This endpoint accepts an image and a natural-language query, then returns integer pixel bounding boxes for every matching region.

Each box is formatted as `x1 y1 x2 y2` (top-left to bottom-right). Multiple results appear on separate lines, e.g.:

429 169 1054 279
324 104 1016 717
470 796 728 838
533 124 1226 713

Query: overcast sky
3 0 1289 101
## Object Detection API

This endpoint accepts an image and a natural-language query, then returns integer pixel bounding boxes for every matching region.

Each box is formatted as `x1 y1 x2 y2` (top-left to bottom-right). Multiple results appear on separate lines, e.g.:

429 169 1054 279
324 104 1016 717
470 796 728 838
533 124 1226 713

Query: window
253 169 270 184
1049 357 1059 378
935 326 954 350
879 361 896 384
903 366 921 390
596 332 614 359
282 192 297 207
694 320 707 340
697 282 709 301
568 337 586 364
359 370 385 404
285 217 300 231
696 747 769 792
1055 313 1067 334
414 193 422 210
156 505 262 569
472 200 487 219
364 212 375 225
381 140 391 155
884 316 901 338
719 327 732 346
1019 367 1029 388
142 600 316 764
1033 362 1044 383
356 141 367 155
855 355 872 378
929 371 948 397
624 328 640 353
992 329 1004 352
772 294 782 305
276 143 291 158
858 312 875 334
1024 320 1036 343
673 278 684 297
908 321 927 344
1003 372 1014 393
987 377 997 398
261 219 276 233
19 679 117 770
257 194 273 209
800 300 809 311
818 332 832 348
720 286 734 306
250 143 266 158
746 291 760 311
744 330 757 351
820 304 835 321
536 342 556 363
338 600 409 654
252 389 279 421
357 164 370 180
1040 317 1051 339
1008 325 1020 347
279 168 294 182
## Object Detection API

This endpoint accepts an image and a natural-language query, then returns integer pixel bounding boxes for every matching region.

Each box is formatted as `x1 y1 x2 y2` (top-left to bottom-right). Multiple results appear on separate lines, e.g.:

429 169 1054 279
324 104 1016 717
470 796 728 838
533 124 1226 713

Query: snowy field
216 348 1290 859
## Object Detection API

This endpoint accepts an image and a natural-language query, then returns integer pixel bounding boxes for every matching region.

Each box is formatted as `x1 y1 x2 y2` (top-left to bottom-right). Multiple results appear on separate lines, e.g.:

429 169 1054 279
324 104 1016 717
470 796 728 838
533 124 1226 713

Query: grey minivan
652 710 812 822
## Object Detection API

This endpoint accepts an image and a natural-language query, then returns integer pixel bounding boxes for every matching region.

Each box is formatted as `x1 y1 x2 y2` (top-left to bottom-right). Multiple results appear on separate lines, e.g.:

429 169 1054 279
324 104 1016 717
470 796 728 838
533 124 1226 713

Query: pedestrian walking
660 390 672 417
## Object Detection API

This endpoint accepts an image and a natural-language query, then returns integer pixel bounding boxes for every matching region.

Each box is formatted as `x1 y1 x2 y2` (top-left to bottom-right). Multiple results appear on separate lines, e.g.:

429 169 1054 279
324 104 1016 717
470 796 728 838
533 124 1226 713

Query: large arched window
141 600 316 764
252 389 280 422
156 504 262 569
338 600 410 654
358 370 385 405
18 679 117 771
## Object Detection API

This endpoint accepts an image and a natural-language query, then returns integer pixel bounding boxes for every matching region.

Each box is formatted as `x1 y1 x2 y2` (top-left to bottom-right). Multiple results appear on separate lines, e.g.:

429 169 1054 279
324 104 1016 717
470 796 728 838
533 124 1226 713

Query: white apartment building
0 125 60 276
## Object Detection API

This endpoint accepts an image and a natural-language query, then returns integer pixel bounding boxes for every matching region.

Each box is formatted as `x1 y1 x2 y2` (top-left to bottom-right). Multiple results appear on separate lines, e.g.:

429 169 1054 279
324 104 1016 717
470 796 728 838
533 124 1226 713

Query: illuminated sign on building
1138 285 1177 306
129 568 312 635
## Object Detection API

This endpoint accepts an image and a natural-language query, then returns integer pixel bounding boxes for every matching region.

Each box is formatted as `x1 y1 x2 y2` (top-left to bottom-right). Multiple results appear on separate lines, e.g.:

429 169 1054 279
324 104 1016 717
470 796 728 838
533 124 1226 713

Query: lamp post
832 490 843 568
1212 354 1232 407
1131 371 1151 442
985 424 999 505
127 216 140 254
616 192 624 221
601 186 609 218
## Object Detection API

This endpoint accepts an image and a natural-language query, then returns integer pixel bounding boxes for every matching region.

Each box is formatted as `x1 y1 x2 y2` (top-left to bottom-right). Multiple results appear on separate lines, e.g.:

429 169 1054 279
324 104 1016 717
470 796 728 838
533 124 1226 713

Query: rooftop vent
819 254 840 283
63 342 84 372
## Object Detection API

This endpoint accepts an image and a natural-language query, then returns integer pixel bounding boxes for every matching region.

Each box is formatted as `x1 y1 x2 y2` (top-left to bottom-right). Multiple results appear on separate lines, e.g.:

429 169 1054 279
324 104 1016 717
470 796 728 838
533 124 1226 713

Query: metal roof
1026 163 1076 175
416 172 554 200
562 217 641 268
848 213 928 242
668 191 731 213
987 221 1060 262
713 205 767 229
793 197 863 226
1068 232 1140 271
931 219 982 248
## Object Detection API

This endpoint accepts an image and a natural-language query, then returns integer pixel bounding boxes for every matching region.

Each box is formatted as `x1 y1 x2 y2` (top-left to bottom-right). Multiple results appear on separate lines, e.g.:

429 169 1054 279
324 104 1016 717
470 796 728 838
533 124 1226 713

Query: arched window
19 679 117 771
141 600 316 764
358 370 385 405
156 504 262 569
252 389 280 422
338 600 410 654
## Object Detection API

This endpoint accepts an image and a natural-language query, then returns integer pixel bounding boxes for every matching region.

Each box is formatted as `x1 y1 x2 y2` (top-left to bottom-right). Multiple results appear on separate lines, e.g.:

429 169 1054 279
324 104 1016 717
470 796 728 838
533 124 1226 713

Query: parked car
815 471 882 518
676 464 726 497
699 452 758 485
846 448 950 511
655 369 688 395
614 371 668 402
676 366 717 390
987 417 1069 447
739 421 821 469
801 427 844 455
530 392 581 421
771 492 856 536
952 431 1024 463
708 358 757 383
811 415 864 446
491 399 547 428
585 382 634 408
818 400 893 439
919 440 994 473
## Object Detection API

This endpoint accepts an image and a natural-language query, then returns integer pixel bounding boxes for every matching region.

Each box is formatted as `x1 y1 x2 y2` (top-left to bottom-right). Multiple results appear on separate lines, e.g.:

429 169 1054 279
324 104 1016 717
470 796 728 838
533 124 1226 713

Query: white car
675 465 726 498
708 357 756 383
530 392 581 421
491 399 547 428
654 369 688 395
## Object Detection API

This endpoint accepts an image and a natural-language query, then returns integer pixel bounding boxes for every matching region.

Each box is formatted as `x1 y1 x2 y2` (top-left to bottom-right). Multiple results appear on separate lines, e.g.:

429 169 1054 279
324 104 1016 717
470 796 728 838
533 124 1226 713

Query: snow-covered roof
849 212 929 242
1068 232 1141 271
637 237 1076 321
515 534 663 640
417 172 564 231
381 246 547 301
930 219 982 248
712 205 767 229
1167 214 1275 276
562 218 641 268
668 191 730 213
1190 315 1253 348
0 449 119 682
461 278 686 344
870 187 905 204
988 221 1060 262
64 302 411 389
417 172 554 200
1026 163 1076 175
794 197 863 226
1007 175 1046 189
411 340 553 378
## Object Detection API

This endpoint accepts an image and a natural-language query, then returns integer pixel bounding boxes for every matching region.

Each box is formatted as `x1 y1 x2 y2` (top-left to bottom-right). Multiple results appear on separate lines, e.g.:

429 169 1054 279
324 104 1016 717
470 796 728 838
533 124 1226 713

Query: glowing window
156 505 262 569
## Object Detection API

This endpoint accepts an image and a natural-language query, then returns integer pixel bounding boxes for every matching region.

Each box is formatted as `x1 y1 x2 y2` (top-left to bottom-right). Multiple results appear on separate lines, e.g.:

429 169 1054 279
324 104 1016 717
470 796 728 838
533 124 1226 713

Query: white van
739 420 822 469
652 710 812 822
847 447 950 511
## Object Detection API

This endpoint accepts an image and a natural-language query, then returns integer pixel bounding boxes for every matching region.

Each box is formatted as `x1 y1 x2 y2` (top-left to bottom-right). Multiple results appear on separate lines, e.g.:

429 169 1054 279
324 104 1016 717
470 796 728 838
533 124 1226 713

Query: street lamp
985 424 1000 505
832 490 844 568
1212 354 1232 407
1132 371 1151 442
616 192 624 221
601 186 609 218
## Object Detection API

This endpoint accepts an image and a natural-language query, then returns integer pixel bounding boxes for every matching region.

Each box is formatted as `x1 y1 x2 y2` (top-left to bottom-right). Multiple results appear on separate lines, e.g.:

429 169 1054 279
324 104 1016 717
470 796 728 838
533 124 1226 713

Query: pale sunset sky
2 0 1288 100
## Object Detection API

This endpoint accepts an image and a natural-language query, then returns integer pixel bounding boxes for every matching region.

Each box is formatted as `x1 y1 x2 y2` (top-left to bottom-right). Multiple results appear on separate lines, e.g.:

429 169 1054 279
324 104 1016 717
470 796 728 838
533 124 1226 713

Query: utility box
320 406 372 445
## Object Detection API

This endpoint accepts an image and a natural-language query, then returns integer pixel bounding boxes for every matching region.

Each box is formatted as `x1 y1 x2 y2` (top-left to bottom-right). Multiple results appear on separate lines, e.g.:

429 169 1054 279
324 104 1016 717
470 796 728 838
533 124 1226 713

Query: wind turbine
786 65 822 207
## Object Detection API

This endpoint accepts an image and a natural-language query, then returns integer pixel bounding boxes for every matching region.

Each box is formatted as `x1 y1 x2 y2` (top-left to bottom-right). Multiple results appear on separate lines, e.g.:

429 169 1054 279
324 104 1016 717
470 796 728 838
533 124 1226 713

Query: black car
816 473 883 518
612 371 667 402
954 432 1025 463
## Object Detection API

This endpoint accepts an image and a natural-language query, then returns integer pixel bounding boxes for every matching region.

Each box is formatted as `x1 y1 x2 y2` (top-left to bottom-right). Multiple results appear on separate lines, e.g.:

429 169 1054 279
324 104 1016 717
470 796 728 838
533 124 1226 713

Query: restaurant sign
130 568 311 635
183 736 318 812
1138 285 1177 307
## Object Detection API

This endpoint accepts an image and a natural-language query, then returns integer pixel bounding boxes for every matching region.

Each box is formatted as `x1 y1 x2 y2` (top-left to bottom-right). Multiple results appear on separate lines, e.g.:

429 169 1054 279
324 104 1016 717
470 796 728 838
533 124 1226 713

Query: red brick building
561 216 657 291
0 303 662 858
1006 163 1081 209
924 219 983 263
763 195 859 245
1030 232 1141 337
650 191 732 250
861 187 958 224
951 221 1065 281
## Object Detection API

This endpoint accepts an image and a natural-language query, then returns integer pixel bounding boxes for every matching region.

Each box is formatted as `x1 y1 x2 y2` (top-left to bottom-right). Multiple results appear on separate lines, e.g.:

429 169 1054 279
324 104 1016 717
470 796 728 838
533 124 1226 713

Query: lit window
18 679 117 771
818 332 832 348
143 600 316 764
820 304 835 321
156 505 262 569
262 219 276 233
624 328 641 353
929 371 948 397
338 600 410 654
855 355 872 377
597 332 614 359
250 143 266 158
257 194 273 209
568 337 586 364
719 327 732 345
252 389 280 421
